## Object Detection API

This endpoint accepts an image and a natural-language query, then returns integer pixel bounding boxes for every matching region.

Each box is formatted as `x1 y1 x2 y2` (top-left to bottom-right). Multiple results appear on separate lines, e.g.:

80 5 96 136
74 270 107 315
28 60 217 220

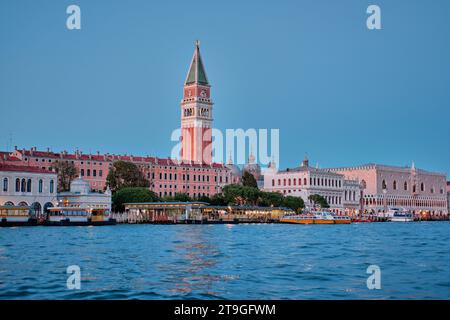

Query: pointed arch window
50 180 54 194
420 183 424 192
21 178 26 192
393 180 397 190
382 180 387 190
27 179 32 192
15 178 20 192
39 179 43 193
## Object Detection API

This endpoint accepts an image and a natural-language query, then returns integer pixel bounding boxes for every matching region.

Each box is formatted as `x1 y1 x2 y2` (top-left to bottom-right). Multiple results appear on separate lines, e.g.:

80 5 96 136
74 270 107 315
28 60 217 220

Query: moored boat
0 205 37 227
44 207 116 226
390 211 414 222
280 211 352 225
381 207 414 222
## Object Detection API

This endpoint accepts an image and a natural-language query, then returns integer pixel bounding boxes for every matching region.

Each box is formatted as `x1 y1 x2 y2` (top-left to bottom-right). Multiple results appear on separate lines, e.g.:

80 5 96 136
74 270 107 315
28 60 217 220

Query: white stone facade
0 164 57 214
263 159 360 214
57 178 112 212
342 179 362 213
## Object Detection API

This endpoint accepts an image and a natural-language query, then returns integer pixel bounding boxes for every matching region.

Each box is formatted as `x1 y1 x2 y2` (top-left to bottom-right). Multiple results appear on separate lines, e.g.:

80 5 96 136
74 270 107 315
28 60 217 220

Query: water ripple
0 222 450 299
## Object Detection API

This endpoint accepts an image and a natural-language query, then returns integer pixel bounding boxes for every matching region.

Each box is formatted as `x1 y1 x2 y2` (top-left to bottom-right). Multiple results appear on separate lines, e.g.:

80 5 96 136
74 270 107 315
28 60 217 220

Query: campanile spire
180 41 213 164
185 40 209 86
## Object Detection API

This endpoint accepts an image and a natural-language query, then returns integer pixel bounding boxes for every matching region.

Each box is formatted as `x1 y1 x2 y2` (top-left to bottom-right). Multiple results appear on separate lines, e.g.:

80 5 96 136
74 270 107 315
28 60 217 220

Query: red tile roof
0 163 55 174
9 148 228 170
0 152 21 162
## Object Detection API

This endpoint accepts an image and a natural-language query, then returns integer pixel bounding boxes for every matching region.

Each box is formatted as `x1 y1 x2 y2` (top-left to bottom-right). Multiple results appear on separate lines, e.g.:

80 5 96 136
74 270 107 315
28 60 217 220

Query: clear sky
1 0 449 174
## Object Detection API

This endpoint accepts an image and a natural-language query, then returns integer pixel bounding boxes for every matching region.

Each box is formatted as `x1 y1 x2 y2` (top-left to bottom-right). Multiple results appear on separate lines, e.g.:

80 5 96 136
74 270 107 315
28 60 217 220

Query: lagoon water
1 222 450 299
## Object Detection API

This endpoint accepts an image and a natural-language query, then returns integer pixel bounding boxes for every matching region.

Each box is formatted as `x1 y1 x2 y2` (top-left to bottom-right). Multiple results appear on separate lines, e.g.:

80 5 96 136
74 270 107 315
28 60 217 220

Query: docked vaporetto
0 205 38 227
45 207 116 226
280 211 352 225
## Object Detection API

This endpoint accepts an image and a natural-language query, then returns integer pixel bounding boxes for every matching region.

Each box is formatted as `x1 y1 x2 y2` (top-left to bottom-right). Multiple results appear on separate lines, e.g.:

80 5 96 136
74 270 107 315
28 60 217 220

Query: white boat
379 207 402 219
280 210 351 224
0 206 37 227
380 207 414 222
45 207 116 226
390 211 414 222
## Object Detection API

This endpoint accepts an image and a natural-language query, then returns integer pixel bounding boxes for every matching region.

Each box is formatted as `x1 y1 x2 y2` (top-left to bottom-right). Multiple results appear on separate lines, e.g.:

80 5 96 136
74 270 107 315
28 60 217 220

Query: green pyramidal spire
185 40 209 86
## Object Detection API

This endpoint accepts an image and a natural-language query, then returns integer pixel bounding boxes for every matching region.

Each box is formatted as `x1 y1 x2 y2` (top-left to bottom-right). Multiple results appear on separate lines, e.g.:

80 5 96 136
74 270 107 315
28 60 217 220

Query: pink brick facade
329 164 448 218
1 147 237 198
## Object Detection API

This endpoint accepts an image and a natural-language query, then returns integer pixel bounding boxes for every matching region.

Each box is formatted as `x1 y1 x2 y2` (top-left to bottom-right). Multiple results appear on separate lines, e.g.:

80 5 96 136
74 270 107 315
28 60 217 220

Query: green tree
308 194 330 208
210 193 226 206
222 184 260 206
106 160 149 192
53 160 78 192
258 191 284 207
173 193 193 202
112 187 159 212
162 193 192 202
242 170 258 188
282 196 305 213
197 195 212 203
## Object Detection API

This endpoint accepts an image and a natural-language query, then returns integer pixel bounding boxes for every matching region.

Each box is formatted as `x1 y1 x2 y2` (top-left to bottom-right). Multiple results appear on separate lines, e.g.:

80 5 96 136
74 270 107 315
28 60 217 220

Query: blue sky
1 0 449 174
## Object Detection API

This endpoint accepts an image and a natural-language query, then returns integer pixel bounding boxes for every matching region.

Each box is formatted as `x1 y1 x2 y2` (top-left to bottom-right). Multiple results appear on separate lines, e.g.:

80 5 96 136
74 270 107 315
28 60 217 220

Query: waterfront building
0 163 57 214
122 201 294 224
57 177 112 213
3 147 236 199
0 42 240 199
263 157 361 214
328 163 448 218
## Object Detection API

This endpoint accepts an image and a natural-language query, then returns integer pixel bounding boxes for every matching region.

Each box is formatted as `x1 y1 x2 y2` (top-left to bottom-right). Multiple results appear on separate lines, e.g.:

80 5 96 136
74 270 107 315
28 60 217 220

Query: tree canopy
112 187 159 212
53 161 78 192
106 160 149 191
222 184 260 205
241 170 258 188
259 191 284 207
282 196 305 213
162 193 192 202
308 194 330 208
220 184 304 211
